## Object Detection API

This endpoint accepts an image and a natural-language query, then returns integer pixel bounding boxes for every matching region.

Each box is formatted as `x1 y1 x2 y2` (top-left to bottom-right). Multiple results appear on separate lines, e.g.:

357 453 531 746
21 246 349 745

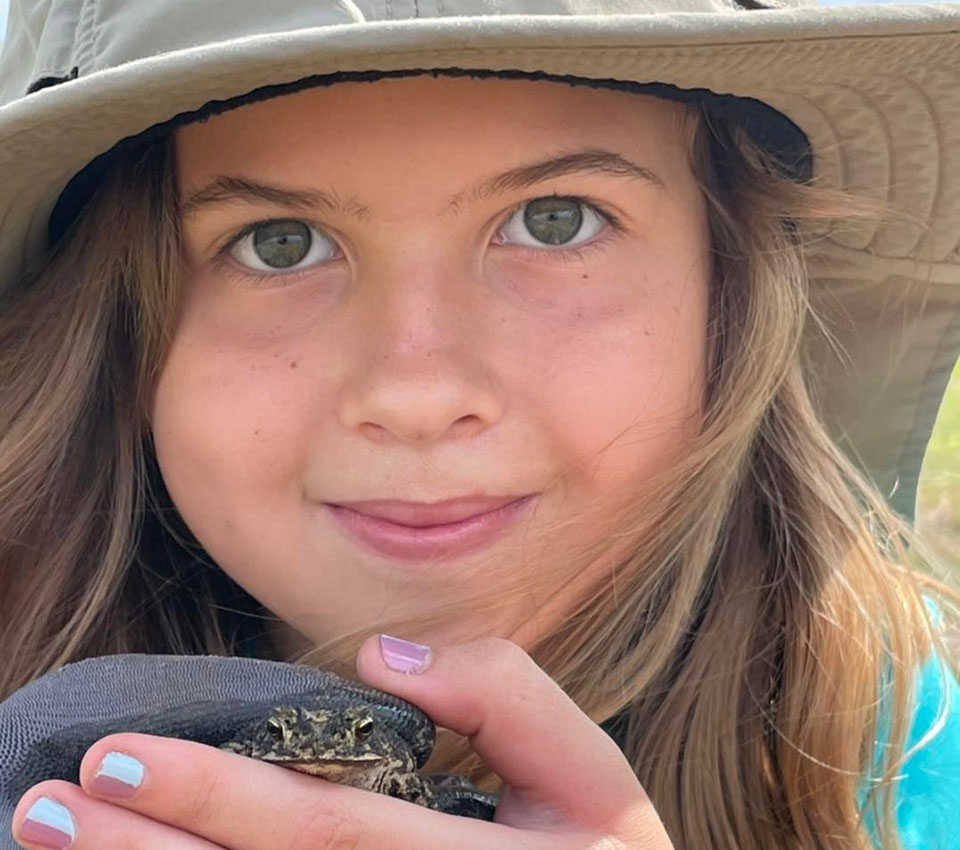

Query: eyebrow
179 148 664 221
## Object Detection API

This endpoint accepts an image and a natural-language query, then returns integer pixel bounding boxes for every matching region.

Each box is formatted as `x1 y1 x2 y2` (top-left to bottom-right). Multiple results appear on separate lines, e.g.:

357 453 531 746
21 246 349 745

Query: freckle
254 429 260 436
289 361 298 369
581 274 589 279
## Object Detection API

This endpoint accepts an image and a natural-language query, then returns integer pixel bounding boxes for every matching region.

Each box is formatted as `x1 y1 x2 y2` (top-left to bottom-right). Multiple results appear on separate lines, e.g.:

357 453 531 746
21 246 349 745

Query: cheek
148 295 322 543
511 266 708 495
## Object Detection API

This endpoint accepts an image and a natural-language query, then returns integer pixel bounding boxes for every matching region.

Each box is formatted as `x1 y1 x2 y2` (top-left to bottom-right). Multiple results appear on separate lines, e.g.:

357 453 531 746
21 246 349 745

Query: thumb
355 634 647 829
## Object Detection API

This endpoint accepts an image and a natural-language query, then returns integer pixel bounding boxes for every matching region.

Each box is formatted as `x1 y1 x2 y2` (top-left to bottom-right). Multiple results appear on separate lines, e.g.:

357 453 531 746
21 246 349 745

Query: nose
335 258 505 446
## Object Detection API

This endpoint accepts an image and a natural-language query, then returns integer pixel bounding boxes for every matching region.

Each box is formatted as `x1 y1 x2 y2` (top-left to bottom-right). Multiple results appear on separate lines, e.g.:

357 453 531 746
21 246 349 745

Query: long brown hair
0 80 956 850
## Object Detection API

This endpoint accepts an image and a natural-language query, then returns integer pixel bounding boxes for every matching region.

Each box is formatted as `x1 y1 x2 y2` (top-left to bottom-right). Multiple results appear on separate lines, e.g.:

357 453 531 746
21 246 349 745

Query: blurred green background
917 358 960 568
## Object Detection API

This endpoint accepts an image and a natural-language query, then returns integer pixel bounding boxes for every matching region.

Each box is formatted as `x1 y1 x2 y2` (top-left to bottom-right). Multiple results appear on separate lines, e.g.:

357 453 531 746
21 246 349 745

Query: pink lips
324 495 536 562
331 495 526 526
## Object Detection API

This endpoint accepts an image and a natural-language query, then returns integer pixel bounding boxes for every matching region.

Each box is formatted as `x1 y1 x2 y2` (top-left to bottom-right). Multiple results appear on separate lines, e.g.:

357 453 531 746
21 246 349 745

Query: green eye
252 220 312 268
523 197 583 245
354 714 375 739
228 219 335 273
267 716 285 739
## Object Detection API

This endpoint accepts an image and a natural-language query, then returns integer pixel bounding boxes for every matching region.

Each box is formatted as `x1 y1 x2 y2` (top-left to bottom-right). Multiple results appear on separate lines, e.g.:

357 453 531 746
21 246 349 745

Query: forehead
173 75 697 203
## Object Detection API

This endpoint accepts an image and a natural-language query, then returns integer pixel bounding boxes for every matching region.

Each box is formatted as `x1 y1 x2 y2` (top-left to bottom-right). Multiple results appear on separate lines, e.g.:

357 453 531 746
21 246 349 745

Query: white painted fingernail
20 796 75 849
90 750 144 798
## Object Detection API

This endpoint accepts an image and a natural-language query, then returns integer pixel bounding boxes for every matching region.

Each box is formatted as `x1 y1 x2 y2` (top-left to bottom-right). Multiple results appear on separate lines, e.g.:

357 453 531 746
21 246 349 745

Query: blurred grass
916 356 960 572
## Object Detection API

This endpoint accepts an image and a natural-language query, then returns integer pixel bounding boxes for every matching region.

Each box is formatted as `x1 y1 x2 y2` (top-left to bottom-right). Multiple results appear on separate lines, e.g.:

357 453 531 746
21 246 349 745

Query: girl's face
154 75 710 655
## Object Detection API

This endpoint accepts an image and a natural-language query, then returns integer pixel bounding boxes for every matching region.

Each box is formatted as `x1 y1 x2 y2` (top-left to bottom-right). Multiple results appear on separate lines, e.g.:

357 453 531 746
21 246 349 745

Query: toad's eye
266 716 286 739
228 219 336 272
354 714 375 740
498 196 606 249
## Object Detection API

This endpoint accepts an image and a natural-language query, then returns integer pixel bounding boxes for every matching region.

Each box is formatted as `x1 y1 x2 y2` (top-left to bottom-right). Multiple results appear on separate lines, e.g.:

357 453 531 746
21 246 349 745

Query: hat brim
1 6 958 517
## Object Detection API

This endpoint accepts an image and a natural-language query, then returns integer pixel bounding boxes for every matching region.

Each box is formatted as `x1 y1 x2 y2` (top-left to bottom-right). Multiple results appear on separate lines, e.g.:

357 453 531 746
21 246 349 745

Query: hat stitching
811 245 958 283
22 23 955 99
859 74 942 254
797 69 960 268
1 38 951 157
13 11 960 100
390 32 958 50
190 36 957 77
338 1 368 22
817 81 892 252
765 87 844 182
826 77 938 260
892 74 944 261
73 0 100 78
10 33 956 111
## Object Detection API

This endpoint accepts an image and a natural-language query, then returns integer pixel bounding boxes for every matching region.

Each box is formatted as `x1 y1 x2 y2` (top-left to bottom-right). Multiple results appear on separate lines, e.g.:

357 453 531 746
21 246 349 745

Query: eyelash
210 194 627 287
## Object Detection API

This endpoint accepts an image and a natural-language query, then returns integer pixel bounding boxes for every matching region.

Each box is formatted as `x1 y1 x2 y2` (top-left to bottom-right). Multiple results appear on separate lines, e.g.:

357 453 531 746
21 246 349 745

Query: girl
0 2 958 849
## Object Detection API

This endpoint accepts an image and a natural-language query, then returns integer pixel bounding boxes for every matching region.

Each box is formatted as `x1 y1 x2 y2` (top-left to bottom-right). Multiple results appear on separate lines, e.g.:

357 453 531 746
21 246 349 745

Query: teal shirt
860 601 960 849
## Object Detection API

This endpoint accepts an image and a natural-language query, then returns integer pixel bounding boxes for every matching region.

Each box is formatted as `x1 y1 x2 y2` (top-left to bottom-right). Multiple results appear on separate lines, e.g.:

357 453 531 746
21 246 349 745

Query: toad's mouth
266 755 387 778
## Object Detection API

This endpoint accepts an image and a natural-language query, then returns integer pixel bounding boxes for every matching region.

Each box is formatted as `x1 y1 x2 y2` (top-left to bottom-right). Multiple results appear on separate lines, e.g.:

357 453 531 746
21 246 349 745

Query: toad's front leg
426 773 498 821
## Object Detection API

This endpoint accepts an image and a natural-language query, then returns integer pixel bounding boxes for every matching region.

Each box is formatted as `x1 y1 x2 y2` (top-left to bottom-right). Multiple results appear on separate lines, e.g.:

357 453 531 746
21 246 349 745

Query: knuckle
594 839 633 850
482 636 532 669
171 764 224 826
480 637 540 693
287 798 363 850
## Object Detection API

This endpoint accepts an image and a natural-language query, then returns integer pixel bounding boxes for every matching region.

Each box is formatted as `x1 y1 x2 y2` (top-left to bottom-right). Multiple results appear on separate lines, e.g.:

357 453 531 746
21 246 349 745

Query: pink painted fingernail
20 796 75 849
379 634 432 673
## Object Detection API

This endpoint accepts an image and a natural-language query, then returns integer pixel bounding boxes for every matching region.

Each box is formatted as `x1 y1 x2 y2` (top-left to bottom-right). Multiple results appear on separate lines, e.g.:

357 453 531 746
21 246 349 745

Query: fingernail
20 796 75 849
379 634 432 673
89 751 144 798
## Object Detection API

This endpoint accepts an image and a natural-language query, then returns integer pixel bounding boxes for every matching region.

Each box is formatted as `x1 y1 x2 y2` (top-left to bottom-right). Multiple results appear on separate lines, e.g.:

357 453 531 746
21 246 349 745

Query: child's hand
11 638 676 849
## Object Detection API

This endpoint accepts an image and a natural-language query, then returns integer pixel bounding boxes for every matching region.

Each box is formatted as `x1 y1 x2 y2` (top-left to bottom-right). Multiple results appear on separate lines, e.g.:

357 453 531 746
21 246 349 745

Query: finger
12 779 221 850
355 635 646 827
77 733 529 850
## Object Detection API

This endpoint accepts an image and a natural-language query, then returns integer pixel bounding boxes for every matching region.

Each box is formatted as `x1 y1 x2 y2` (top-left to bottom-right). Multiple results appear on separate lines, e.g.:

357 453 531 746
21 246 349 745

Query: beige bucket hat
0 0 958 518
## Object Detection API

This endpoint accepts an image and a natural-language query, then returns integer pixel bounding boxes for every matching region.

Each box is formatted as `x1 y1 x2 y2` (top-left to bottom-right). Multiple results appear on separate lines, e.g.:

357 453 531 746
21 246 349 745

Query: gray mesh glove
0 654 497 848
